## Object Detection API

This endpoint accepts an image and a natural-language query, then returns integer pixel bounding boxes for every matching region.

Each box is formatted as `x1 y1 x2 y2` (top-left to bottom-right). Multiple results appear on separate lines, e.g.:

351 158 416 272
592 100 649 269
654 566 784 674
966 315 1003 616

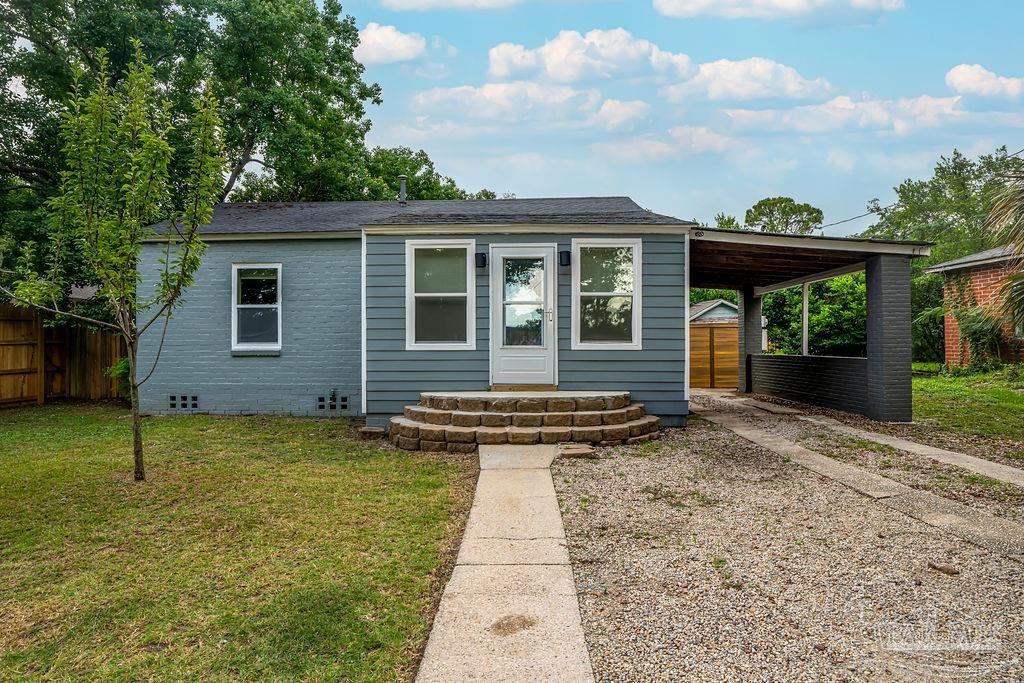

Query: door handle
547 308 553 322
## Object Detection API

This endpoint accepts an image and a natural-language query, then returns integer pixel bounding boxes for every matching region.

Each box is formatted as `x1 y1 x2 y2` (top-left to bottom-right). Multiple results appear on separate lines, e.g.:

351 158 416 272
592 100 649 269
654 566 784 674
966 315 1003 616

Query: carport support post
737 285 763 393
865 254 913 422
801 283 809 356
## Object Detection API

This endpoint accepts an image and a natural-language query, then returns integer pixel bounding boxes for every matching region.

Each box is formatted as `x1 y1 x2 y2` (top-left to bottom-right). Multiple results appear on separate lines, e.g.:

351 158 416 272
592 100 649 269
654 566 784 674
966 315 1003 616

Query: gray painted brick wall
737 286 762 393
750 355 868 413
364 233 688 427
137 238 362 416
866 254 913 422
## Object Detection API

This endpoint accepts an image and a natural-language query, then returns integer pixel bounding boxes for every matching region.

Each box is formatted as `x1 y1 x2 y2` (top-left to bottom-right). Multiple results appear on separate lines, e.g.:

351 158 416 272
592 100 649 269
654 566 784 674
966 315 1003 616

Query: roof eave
361 222 694 235
925 254 1015 274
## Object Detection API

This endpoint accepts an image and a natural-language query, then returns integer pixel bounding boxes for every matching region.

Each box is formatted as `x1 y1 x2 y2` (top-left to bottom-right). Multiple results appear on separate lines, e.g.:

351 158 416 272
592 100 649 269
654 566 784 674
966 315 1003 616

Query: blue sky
347 0 1023 235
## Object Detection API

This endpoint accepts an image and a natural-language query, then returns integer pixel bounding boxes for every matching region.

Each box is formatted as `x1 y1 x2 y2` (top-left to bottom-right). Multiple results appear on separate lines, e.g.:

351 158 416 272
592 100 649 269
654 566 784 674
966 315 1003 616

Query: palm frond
1001 272 1024 331
987 157 1024 323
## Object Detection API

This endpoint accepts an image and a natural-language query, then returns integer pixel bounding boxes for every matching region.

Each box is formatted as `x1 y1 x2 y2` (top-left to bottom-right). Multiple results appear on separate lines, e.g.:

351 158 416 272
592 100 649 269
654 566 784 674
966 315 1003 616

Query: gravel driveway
552 419 1024 682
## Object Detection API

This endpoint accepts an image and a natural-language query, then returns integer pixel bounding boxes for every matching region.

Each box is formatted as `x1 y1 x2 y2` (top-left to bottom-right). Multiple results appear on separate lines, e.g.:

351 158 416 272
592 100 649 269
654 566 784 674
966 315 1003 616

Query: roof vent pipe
398 175 408 204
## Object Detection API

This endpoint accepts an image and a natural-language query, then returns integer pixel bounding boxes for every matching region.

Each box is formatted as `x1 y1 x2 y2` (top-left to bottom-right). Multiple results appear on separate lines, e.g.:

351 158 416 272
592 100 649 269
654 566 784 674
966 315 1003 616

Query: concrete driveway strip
695 409 1024 561
799 414 1024 488
416 445 594 683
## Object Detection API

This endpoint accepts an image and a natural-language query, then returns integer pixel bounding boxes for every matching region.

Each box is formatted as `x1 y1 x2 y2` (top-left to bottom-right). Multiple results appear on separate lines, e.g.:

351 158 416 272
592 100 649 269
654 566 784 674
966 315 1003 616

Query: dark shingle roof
186 197 693 235
925 245 1016 274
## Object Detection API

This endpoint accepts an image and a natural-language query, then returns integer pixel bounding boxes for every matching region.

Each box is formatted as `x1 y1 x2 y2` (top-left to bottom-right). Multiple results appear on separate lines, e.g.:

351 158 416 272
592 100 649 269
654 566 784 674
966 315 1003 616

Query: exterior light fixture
475 252 488 268
558 250 571 267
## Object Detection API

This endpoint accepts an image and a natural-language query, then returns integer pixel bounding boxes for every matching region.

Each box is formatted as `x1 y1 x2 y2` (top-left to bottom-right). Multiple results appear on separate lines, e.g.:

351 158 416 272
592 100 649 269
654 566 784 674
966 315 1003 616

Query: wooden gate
0 305 125 405
690 323 739 389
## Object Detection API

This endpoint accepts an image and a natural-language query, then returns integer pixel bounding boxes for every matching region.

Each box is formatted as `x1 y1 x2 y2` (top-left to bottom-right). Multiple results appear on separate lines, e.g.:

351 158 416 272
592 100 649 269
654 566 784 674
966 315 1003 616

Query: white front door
489 245 557 385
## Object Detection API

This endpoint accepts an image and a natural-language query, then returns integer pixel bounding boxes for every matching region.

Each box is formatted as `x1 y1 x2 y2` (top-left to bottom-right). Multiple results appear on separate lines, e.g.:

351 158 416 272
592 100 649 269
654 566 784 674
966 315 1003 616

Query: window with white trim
232 263 282 351
571 238 642 350
406 240 476 350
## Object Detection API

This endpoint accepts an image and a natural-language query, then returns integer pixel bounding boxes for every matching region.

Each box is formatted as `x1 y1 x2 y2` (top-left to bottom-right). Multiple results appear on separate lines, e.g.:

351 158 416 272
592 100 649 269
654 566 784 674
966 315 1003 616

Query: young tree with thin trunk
0 44 224 481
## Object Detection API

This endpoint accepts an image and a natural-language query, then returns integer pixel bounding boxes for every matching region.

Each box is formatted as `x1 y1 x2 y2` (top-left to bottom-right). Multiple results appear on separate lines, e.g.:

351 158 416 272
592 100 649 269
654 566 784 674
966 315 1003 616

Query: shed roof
924 245 1015 274
183 197 691 235
689 299 738 320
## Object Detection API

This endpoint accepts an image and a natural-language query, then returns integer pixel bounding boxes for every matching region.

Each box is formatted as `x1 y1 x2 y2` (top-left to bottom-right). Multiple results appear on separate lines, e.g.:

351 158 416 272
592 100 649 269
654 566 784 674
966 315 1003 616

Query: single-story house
926 246 1022 366
688 299 739 390
139 194 931 448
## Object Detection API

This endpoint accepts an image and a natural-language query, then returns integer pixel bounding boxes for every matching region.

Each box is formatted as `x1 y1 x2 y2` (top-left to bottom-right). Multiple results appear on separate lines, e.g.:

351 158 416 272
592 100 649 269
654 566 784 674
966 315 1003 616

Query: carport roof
690 226 932 292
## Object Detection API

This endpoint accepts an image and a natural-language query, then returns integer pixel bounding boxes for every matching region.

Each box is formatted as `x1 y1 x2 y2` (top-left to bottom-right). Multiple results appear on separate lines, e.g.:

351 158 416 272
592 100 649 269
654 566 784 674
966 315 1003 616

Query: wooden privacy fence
0 304 126 405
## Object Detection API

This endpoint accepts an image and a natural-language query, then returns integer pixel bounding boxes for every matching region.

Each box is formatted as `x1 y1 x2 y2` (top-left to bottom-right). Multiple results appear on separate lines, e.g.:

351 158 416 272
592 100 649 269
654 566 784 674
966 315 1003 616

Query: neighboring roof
925 245 1016 274
177 197 693 235
689 299 738 321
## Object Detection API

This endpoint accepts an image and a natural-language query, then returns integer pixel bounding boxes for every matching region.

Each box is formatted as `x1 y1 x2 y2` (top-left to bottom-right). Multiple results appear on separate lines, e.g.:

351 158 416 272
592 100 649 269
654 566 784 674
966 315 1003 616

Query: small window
571 238 642 350
406 240 475 350
232 263 282 351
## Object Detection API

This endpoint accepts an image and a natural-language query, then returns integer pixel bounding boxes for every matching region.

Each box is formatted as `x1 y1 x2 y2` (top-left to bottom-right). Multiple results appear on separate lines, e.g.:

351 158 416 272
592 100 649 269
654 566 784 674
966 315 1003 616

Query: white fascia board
363 223 692 236
693 228 931 257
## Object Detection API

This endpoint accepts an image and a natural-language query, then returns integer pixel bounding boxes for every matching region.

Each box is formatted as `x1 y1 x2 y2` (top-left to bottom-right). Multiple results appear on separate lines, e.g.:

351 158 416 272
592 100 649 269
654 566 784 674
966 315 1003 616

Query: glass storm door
489 245 557 385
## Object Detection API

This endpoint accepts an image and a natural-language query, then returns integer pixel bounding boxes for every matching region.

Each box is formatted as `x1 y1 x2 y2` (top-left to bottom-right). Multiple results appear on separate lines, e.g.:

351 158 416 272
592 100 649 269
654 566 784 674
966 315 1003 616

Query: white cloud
662 57 831 101
432 35 459 58
667 125 737 152
825 148 856 172
653 0 903 19
592 125 737 162
489 28 692 83
946 64 1024 100
414 81 603 122
380 118 499 143
589 99 650 130
592 136 679 163
355 23 427 65
725 94 965 135
382 0 519 8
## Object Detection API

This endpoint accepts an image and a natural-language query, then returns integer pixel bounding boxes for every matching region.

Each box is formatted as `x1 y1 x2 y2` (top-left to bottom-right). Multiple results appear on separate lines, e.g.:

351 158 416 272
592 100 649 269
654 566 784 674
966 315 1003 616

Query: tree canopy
0 0 491 208
744 196 823 235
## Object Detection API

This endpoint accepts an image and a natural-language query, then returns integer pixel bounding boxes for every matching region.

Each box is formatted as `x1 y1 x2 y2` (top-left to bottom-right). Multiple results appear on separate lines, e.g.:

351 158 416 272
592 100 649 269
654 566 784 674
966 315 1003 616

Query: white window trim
571 237 643 351
231 262 282 352
405 239 477 351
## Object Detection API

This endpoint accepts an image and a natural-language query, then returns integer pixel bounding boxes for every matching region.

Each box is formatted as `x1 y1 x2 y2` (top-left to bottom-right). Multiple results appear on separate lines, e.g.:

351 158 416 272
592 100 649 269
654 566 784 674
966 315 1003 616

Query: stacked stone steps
388 391 662 453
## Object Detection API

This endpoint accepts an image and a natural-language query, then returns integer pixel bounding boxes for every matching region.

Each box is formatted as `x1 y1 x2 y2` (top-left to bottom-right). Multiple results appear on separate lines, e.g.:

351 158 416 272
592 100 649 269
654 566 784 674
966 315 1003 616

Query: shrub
954 307 1007 368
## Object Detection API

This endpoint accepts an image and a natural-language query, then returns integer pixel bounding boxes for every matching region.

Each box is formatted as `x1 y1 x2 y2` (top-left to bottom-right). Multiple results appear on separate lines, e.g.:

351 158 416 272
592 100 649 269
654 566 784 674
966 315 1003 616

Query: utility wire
820 145 1023 234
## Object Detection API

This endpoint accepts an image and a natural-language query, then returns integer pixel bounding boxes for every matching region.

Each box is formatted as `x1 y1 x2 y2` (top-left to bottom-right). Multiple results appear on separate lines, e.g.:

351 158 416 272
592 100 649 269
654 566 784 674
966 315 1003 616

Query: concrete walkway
695 409 1024 562
416 445 594 683
799 414 1024 488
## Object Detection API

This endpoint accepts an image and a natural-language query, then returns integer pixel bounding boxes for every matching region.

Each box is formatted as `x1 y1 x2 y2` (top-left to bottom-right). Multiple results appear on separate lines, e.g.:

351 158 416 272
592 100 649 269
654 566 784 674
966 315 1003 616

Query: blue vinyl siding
137 238 362 415
365 233 687 426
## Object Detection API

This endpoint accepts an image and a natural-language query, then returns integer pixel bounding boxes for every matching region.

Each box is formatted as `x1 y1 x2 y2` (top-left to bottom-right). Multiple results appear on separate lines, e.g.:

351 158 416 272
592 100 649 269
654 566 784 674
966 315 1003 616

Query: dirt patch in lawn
553 420 1024 682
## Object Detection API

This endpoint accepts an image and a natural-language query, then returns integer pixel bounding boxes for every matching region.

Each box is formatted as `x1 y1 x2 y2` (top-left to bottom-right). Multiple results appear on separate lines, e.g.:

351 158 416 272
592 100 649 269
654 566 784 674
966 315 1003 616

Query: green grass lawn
0 404 475 682
913 367 1024 441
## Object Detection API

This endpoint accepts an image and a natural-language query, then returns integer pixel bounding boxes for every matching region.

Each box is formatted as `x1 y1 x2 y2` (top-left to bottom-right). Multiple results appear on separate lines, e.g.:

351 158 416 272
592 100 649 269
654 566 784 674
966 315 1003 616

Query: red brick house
927 246 1021 366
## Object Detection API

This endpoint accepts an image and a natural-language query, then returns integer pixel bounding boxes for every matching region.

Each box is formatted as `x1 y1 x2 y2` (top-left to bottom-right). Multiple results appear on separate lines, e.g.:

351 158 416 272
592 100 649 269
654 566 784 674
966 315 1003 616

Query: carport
688 227 932 422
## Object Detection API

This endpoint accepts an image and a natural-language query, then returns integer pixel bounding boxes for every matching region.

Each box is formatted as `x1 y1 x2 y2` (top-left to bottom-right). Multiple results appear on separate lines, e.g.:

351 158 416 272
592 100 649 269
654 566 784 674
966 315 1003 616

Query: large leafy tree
234 145 499 202
863 147 1021 361
0 47 224 481
213 0 381 201
1 1 488 207
762 275 867 357
744 197 823 235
